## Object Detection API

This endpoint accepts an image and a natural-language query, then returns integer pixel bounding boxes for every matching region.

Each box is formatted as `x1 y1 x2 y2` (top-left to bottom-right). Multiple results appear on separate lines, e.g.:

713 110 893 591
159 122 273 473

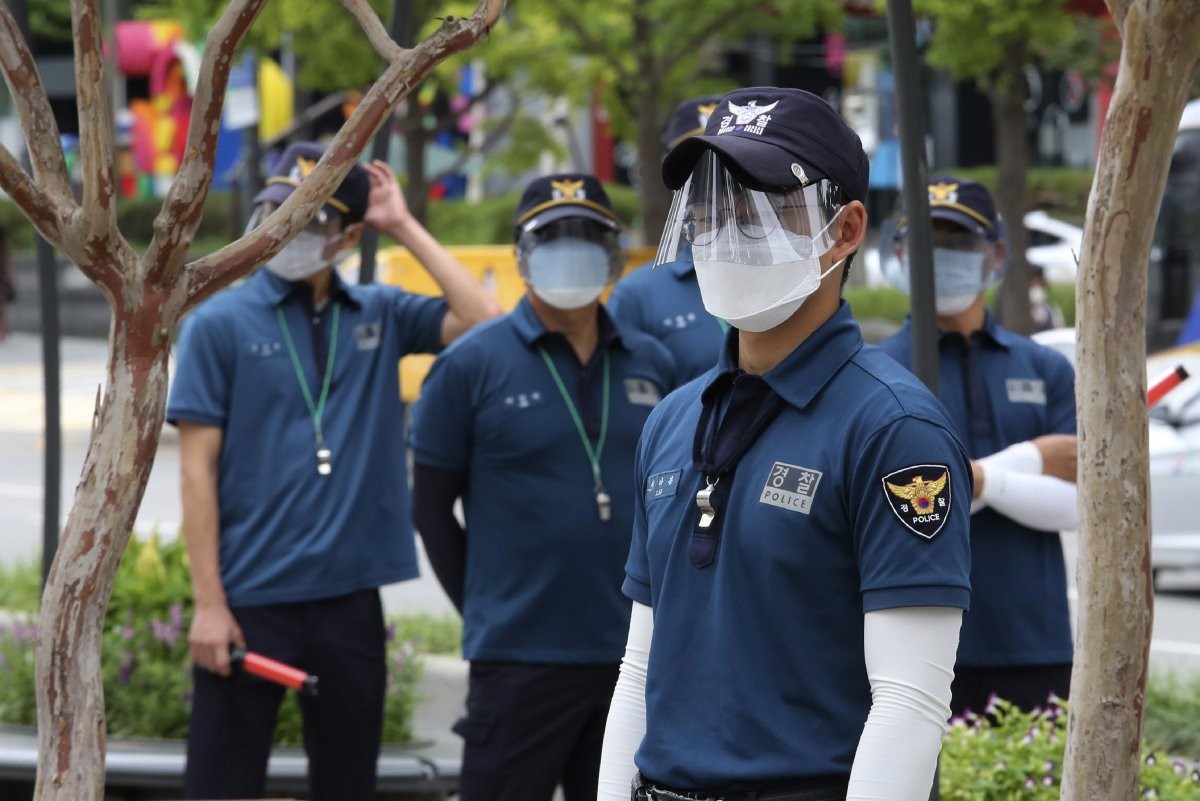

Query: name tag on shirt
355 321 382 351
626 378 662 407
1006 378 1046 405
646 469 682 502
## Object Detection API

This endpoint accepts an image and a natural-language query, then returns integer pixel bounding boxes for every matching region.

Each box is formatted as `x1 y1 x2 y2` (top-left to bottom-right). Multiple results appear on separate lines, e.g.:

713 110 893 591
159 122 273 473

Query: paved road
3 331 1200 674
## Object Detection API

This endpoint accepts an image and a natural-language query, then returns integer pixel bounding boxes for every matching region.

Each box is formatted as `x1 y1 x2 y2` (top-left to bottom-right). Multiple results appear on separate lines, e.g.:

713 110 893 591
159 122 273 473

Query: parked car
864 211 1084 288
1024 209 1084 284
1032 328 1200 582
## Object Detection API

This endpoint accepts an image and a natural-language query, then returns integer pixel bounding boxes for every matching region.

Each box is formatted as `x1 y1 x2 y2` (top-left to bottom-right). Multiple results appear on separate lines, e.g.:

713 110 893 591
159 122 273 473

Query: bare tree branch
1106 0 1132 27
0 146 67 242
144 0 271 287
72 0 119 247
0 4 74 203
340 0 405 62
186 0 506 305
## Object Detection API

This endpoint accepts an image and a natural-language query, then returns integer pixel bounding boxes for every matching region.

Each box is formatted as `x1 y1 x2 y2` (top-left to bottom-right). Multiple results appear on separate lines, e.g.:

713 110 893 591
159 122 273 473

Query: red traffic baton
230 648 319 696
1148 365 1190 408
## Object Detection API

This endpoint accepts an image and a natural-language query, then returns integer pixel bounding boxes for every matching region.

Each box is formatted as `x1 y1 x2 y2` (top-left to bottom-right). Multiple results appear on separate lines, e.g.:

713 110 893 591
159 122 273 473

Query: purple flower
385 622 396 643
1042 775 1055 787
1024 778 1036 790
119 652 134 683
150 619 179 648
120 625 134 641
170 603 184 628
1145 753 1158 766
984 693 1000 714
1173 761 1187 775
1044 760 1056 772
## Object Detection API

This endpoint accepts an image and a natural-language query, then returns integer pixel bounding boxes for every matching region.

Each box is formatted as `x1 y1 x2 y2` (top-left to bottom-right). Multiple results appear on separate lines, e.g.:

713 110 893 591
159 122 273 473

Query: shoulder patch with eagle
881 464 953 540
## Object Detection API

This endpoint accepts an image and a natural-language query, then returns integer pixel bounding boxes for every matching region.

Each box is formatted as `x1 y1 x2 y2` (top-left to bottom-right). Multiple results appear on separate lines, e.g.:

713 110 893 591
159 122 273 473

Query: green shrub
940 698 1200 800
947 166 1094 223
0 534 426 745
1147 673 1200 758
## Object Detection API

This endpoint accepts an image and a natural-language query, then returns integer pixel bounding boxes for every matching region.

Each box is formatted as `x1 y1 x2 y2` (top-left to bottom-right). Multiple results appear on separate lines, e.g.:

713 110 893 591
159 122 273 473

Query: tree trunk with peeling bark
0 0 504 798
1062 2 1200 799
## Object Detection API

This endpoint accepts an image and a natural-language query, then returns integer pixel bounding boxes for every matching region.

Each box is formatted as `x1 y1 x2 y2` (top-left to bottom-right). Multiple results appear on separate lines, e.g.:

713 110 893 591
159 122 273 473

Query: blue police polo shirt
607 253 726 382
624 301 972 788
167 268 447 607
878 314 1076 667
410 296 678 663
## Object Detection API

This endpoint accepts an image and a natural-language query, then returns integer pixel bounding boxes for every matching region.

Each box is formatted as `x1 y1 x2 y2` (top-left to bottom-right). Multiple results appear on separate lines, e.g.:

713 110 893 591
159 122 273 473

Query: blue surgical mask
932 248 987 315
526 238 612 309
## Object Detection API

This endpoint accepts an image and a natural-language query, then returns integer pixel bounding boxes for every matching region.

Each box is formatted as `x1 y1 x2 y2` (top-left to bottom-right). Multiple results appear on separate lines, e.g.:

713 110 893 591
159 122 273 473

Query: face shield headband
655 150 845 268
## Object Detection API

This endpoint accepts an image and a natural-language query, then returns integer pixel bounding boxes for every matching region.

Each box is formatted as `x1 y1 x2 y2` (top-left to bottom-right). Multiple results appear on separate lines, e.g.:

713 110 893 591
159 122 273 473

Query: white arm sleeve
978 469 1078 531
970 442 1042 515
847 607 962 801
598 601 654 801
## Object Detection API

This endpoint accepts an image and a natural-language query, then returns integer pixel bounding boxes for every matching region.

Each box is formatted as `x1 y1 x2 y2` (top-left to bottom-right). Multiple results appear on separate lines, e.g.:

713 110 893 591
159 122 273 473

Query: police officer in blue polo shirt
168 141 500 801
409 174 677 801
608 94 728 381
597 87 973 801
877 176 1078 717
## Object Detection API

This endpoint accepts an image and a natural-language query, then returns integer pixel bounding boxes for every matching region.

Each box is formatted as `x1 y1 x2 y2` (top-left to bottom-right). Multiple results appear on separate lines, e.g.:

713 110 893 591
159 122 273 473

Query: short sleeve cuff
863 585 970 614
622 574 652 606
409 448 469 472
166 409 225 428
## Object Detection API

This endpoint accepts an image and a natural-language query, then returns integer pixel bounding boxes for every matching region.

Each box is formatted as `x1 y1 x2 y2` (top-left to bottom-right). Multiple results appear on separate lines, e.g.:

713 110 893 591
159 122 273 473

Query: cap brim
253 183 348 220
517 204 619 233
661 135 828 192
929 206 994 239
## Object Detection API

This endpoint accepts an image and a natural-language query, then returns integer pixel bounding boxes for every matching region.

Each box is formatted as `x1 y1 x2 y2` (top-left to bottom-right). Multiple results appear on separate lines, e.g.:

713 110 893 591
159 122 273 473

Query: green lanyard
715 316 730 333
537 346 613 521
276 302 341 475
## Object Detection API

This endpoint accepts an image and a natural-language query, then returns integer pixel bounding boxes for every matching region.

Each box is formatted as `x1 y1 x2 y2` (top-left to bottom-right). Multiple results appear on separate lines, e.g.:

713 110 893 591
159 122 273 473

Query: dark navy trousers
184 588 387 801
454 661 620 801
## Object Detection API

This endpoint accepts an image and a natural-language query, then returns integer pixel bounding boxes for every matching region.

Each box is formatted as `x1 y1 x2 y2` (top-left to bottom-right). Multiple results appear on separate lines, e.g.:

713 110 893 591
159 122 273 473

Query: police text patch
1006 378 1046 404
625 378 662 407
646 469 683 502
881 464 952 540
759 462 822 515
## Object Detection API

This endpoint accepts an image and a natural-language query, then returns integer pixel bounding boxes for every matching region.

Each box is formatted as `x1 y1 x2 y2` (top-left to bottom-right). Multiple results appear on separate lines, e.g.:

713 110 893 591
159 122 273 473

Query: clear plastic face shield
655 150 845 268
516 217 624 310
879 214 1009 314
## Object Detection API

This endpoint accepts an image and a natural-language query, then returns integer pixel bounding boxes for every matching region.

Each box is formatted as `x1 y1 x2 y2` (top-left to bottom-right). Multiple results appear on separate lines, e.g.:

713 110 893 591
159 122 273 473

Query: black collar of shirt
510 294 629 354
708 300 864 411
259 267 362 311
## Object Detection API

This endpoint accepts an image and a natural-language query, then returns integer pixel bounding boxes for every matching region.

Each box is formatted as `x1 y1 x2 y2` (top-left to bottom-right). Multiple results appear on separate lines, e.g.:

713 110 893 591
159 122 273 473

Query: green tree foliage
434 0 844 236
908 0 1096 333
136 0 391 92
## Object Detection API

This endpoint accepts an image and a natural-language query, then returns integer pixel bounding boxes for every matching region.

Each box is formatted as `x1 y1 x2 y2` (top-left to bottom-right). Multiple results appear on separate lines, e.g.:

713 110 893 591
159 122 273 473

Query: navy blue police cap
661 86 870 204
926 175 1000 240
664 94 725 150
513 173 621 237
254 141 371 225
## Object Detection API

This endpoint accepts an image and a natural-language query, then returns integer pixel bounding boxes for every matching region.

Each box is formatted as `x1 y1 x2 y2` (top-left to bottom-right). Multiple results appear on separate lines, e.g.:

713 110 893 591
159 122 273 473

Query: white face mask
692 211 844 333
931 248 987 315
266 231 334 281
526 238 612 310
